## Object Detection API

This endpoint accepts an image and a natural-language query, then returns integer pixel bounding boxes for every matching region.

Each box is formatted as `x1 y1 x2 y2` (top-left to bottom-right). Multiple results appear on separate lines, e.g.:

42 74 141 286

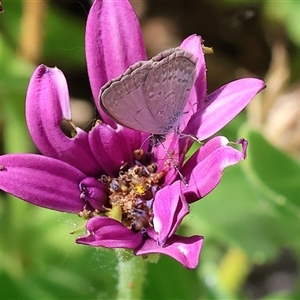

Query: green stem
116 250 147 300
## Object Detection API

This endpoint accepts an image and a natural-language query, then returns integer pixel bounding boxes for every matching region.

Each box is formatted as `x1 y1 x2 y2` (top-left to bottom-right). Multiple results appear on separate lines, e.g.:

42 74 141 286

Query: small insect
100 47 197 141
0 1 3 13
131 207 152 231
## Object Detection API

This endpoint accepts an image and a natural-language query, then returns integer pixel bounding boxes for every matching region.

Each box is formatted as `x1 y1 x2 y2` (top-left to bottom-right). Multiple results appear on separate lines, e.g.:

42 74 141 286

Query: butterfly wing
100 48 196 134
143 49 196 134
100 62 154 132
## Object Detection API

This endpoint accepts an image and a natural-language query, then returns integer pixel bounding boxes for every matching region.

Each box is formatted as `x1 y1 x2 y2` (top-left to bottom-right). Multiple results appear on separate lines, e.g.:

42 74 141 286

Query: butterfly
99 47 197 142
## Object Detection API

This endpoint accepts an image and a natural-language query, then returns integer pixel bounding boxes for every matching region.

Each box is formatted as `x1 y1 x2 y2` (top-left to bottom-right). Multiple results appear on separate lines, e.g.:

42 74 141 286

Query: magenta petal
135 234 204 269
179 34 206 132
153 181 189 246
76 216 143 249
118 126 149 154
0 154 85 213
86 0 147 119
153 133 193 185
183 144 246 203
236 138 248 158
79 177 107 211
197 136 230 161
183 136 230 175
185 78 266 140
89 123 133 176
26 65 101 176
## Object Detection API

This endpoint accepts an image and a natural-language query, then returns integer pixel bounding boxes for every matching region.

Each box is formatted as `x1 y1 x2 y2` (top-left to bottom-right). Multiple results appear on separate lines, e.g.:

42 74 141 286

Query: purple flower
0 0 265 269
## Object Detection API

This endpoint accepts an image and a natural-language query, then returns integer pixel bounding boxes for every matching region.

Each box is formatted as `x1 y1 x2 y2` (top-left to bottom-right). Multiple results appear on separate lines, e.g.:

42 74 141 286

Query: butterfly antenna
158 139 188 187
140 134 153 151
179 132 203 145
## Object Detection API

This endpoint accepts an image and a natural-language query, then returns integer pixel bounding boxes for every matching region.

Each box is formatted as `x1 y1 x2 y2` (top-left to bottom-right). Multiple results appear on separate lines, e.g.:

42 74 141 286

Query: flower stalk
116 250 147 300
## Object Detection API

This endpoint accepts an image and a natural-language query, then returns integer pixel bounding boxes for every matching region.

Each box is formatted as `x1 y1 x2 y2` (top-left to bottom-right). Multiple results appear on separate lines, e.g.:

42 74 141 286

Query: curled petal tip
236 138 248 159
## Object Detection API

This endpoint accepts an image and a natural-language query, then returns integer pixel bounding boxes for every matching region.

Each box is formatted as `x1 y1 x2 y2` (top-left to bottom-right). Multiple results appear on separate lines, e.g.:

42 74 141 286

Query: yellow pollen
135 184 147 196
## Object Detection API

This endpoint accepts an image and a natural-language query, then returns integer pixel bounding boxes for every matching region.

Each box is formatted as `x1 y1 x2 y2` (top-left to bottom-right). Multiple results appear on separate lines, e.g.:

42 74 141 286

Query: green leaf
0 272 29 299
42 6 85 69
145 255 202 300
265 1 300 47
240 126 300 217
188 165 282 262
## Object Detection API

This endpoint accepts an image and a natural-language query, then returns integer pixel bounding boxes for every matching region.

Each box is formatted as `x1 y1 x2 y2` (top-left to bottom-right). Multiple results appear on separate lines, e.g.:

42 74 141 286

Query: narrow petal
179 34 206 132
236 138 248 158
183 143 247 203
153 181 189 246
26 65 101 176
118 126 149 155
0 154 85 213
76 216 143 249
86 0 147 120
89 123 133 177
185 78 266 140
135 234 204 269
183 136 230 175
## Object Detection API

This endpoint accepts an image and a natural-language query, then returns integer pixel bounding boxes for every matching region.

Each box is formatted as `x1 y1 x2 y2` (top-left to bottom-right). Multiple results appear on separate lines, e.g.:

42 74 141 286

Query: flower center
77 148 169 233
102 161 165 231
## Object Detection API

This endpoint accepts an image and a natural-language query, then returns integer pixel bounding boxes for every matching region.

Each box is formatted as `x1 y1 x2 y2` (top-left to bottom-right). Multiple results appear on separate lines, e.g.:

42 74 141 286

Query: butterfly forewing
144 51 196 134
100 48 197 135
100 65 154 131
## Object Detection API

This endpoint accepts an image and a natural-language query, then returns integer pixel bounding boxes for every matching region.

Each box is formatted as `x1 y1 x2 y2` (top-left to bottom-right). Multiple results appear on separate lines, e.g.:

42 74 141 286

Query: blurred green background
1 1 300 299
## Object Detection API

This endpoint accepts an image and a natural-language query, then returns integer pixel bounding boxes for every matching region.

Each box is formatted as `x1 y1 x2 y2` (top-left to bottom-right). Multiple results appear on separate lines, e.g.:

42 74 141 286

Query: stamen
104 158 164 231
133 149 144 160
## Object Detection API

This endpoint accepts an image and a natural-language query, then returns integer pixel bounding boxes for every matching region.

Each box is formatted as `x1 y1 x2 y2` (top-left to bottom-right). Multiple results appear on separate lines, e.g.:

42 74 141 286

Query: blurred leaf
0 33 35 153
183 127 300 297
218 248 250 296
0 1 23 49
186 124 300 263
219 111 247 141
0 271 29 300
23 266 101 300
42 6 85 69
239 126 300 255
239 126 300 233
188 164 281 262
264 1 300 82
145 255 201 300
265 1 300 47
260 291 292 300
